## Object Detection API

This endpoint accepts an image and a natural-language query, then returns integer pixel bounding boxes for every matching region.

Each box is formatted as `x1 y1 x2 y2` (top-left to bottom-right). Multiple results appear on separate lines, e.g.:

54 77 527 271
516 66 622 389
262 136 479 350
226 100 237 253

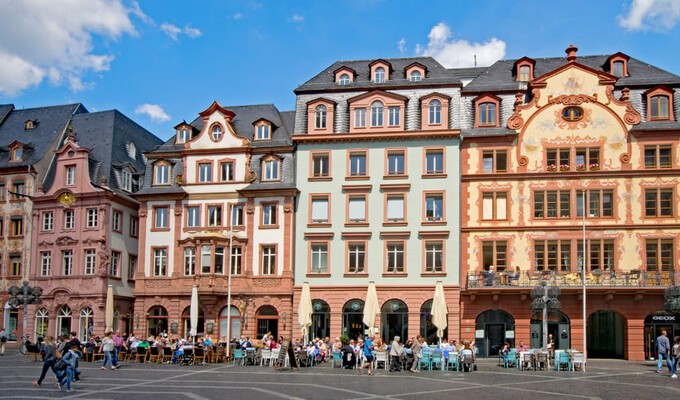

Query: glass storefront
643 311 680 360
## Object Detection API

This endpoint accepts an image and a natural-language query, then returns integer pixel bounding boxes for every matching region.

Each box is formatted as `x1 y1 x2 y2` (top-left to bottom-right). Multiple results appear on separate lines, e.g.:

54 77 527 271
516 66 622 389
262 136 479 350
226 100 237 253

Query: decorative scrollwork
518 156 529 167
619 152 631 164
507 115 524 130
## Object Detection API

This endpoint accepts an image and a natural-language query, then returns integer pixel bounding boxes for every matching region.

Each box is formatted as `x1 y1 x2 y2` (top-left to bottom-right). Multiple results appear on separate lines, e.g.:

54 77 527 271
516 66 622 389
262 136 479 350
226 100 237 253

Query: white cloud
161 23 202 41
291 14 304 22
398 38 406 56
229 13 243 20
0 0 142 96
416 22 506 68
135 104 170 122
618 0 680 31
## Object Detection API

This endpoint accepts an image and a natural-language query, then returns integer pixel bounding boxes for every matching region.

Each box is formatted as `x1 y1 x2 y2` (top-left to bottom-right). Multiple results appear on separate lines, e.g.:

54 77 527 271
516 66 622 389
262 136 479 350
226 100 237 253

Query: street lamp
530 281 561 350
8 281 43 353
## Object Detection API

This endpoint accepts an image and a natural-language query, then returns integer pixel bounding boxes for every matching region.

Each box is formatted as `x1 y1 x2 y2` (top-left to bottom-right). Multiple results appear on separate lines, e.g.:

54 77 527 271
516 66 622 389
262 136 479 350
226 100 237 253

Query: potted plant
576 163 586 171
589 163 599 171
547 164 557 172
560 163 570 171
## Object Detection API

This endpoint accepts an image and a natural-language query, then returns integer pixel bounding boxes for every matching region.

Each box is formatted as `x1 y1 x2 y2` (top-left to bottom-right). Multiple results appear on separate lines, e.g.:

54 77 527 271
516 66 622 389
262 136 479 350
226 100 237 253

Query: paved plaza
1 350 679 400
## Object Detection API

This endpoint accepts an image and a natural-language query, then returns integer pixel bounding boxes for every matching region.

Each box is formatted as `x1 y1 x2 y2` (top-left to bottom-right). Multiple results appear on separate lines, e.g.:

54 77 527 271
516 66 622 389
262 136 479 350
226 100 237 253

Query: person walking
358 335 375 375
0 329 8 355
58 345 81 392
112 331 126 365
389 336 403 372
32 336 62 387
656 330 673 375
672 336 680 379
100 332 119 370
410 335 423 373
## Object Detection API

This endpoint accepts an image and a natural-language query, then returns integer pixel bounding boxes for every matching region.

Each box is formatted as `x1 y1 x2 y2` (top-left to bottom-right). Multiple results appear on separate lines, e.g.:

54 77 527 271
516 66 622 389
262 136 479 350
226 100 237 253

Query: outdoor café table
519 351 534 370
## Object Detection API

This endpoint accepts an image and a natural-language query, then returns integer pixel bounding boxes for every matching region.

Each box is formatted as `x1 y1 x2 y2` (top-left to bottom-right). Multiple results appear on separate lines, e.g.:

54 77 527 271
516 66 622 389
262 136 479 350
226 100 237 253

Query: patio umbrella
105 285 114 334
431 281 448 345
190 285 199 338
298 282 313 341
362 282 379 336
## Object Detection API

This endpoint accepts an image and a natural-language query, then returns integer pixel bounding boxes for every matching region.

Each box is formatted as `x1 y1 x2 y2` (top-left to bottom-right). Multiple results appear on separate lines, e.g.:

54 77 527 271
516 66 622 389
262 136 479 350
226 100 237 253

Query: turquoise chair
331 351 343 368
418 352 431 370
232 348 245 366
430 351 444 370
446 352 460 371
504 351 518 368
555 352 571 371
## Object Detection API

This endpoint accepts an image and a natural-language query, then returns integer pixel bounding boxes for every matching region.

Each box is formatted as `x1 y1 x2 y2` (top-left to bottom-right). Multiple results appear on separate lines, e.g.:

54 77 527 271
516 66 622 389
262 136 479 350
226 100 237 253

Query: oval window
562 107 583 121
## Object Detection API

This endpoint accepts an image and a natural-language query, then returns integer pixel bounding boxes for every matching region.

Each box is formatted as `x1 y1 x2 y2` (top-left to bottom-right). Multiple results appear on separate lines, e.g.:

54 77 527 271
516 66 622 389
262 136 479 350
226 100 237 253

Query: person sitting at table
444 339 456 352
517 340 528 352
218 336 227 345
500 342 510 364
389 336 404 372
461 341 474 372
137 339 150 349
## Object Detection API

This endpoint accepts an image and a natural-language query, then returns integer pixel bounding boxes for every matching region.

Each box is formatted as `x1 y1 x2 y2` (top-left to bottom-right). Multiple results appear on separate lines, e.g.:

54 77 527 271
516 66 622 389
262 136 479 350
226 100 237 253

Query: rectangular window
201 245 211 274
64 210 74 229
154 207 168 229
547 148 571 170
482 192 508 220
87 208 98 228
425 193 444 222
12 181 25 200
231 246 242 275
208 205 222 227
354 108 366 128
10 216 22 236
348 242 365 273
425 241 444 272
263 159 280 181
578 239 615 270
109 251 120 277
257 124 270 140
349 152 367 176
187 206 200 227
261 246 276 275
40 251 51 276
219 161 234 182
66 166 76 186
645 188 673 217
425 149 444 174
534 240 571 271
386 242 404 273
482 240 507 271
312 153 329 177
42 212 54 231
199 163 212 182
646 239 674 272
482 150 507 173
310 243 328 273
261 203 277 226
184 248 196 276
155 164 170 185
388 106 400 126
153 248 167 276
215 246 225 274
0 182 5 201
128 255 137 280
84 249 96 275
386 195 405 222
386 151 405 175
534 190 570 218
112 211 121 232
10 254 21 276
62 250 73 276
310 196 329 224
576 189 614 218
129 216 138 237
178 129 191 143
347 196 366 223
229 204 242 226
645 145 672 169
122 169 132 191
575 147 600 169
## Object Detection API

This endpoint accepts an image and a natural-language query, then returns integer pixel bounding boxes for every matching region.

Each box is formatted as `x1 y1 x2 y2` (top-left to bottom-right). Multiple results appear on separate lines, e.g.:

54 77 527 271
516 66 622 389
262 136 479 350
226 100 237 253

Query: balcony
466 270 679 289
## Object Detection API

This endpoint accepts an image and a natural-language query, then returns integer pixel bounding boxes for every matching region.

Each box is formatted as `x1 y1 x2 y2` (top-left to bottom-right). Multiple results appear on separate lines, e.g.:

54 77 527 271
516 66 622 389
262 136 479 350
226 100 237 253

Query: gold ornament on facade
58 192 76 207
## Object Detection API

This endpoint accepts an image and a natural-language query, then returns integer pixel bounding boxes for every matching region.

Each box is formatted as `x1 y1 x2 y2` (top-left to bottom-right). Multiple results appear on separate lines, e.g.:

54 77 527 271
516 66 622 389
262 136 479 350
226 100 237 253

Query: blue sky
1 0 679 141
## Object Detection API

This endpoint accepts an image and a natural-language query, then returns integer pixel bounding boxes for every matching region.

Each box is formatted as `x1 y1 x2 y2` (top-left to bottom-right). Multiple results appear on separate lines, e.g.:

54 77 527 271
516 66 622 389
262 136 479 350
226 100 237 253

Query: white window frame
122 170 132 191
85 249 96 275
42 212 53 231
371 101 384 127
66 166 76 186
154 207 168 229
153 248 167 276
261 246 276 275
112 211 121 232
354 108 366 128
187 206 200 227
155 164 170 185
64 210 74 230
429 100 441 124
40 251 51 276
86 208 98 228
109 251 120 277
62 250 73 276
263 159 280 181
315 105 327 129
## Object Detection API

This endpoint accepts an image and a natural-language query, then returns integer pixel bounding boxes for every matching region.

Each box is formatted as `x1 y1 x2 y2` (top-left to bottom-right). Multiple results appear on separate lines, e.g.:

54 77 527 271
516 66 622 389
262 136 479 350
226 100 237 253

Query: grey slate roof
295 57 461 93
461 128 517 138
0 103 87 169
0 104 13 125
630 121 680 131
462 55 680 93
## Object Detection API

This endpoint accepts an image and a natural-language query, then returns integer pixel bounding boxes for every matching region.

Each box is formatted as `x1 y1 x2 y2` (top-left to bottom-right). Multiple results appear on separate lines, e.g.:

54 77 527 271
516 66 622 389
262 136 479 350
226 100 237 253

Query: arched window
410 70 422 82
479 103 496 126
519 65 531 81
374 67 385 83
219 305 241 340
371 101 384 127
256 306 279 339
79 308 94 341
338 74 350 85
147 306 168 337
429 100 442 124
315 105 327 129
562 106 583 121
56 305 72 338
342 299 365 340
650 95 670 120
211 125 223 141
35 308 48 339
380 299 408 343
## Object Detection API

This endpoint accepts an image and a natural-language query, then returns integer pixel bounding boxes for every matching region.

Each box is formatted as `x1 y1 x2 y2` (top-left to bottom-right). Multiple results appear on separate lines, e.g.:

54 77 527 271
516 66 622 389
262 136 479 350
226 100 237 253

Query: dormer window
25 120 34 130
338 74 350 85
211 124 223 141
154 162 170 185
315 105 327 129
262 156 281 181
11 147 22 162
474 94 501 128
645 86 675 122
127 142 136 159
519 66 531 81
410 71 422 82
177 128 191 144
429 100 441 124
371 101 384 127
122 170 132 191
514 57 535 82
612 61 624 78
607 53 629 78
255 120 272 140
374 67 386 83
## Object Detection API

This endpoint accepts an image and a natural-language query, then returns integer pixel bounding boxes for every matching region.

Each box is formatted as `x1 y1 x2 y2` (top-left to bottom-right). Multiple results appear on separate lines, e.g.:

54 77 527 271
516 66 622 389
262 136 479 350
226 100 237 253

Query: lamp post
530 281 561 350
8 281 43 353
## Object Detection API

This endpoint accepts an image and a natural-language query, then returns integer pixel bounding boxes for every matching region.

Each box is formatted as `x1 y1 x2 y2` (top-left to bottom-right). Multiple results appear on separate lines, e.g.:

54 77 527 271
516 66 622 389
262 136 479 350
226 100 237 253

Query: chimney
565 44 578 62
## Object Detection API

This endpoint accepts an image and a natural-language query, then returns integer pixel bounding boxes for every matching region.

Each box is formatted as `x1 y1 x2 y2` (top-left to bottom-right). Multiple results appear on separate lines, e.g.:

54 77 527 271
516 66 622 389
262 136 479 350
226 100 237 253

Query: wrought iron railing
466 270 679 289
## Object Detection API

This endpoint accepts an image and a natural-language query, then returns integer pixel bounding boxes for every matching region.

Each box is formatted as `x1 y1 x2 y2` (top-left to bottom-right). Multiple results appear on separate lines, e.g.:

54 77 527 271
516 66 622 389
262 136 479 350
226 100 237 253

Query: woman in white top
100 332 119 370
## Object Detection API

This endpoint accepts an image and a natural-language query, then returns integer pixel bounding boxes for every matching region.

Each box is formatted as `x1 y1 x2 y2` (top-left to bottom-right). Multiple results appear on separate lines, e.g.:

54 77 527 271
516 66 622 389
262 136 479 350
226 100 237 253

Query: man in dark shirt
68 332 82 381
